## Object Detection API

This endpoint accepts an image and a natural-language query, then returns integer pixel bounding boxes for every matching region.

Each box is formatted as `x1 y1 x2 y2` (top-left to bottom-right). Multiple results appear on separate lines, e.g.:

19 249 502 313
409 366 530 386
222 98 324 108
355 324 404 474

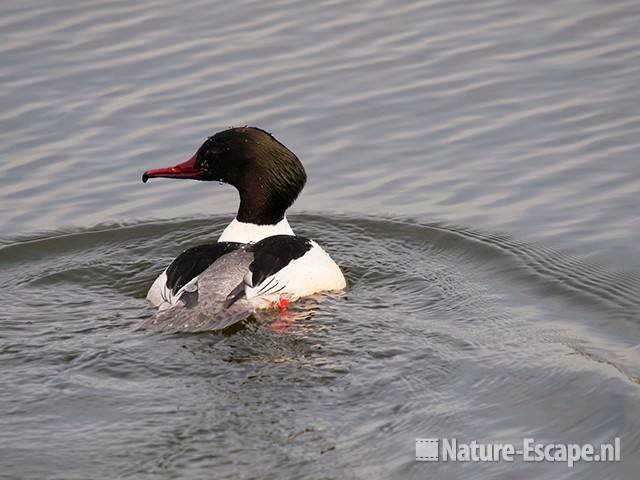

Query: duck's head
142 127 307 224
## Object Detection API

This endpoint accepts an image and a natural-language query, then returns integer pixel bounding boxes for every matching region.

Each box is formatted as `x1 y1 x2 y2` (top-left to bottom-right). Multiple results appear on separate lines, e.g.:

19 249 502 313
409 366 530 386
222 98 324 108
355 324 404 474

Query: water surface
1 0 640 478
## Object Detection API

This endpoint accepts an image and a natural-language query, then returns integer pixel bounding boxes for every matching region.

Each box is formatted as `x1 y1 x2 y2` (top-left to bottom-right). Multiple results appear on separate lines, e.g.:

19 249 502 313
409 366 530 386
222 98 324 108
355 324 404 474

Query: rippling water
1 0 640 479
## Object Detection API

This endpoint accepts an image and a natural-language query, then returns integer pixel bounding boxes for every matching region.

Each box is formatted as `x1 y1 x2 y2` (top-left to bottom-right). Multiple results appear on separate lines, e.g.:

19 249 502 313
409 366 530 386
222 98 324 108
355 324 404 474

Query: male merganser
142 127 346 325
140 235 339 333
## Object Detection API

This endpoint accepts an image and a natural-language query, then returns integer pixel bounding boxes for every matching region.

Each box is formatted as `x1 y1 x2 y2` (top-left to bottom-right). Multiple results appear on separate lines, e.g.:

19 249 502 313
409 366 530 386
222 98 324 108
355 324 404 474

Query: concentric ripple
1 215 639 479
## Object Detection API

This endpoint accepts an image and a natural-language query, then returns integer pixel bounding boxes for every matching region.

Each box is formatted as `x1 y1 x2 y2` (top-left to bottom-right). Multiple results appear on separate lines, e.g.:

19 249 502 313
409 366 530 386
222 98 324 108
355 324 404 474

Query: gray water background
1 0 640 478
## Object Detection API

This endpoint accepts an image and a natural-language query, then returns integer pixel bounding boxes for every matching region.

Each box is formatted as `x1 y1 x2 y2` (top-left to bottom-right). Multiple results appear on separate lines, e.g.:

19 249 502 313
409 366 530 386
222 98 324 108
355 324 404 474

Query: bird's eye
196 154 209 169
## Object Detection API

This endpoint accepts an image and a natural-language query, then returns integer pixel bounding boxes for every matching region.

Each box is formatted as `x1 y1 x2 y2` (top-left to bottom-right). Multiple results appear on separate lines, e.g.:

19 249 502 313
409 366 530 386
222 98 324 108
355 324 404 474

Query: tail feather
140 301 252 333
224 282 246 309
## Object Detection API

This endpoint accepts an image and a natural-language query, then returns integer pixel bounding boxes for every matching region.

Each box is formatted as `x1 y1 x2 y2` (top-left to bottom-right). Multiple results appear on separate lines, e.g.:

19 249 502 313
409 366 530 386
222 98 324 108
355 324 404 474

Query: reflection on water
1 0 639 263
1 0 640 478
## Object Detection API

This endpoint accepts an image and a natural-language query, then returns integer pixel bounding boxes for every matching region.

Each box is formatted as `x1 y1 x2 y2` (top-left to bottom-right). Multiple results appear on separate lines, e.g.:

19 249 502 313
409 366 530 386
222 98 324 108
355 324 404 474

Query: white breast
218 216 294 243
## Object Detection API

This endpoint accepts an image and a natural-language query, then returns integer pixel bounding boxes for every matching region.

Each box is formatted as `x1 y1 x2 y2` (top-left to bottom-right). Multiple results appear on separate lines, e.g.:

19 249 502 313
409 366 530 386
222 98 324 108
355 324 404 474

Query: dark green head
143 127 307 224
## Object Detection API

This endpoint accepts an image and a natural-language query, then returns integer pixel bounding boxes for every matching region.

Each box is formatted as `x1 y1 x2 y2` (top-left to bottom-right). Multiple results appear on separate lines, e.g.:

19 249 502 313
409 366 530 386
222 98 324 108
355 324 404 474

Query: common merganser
142 127 346 327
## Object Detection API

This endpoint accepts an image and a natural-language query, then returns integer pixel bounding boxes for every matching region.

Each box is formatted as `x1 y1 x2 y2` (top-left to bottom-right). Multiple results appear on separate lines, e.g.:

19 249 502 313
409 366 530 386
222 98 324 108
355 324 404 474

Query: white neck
218 216 295 243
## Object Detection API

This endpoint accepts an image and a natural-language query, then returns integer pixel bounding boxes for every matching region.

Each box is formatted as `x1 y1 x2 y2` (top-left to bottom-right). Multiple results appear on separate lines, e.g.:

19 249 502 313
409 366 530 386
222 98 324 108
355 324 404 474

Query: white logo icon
416 438 439 461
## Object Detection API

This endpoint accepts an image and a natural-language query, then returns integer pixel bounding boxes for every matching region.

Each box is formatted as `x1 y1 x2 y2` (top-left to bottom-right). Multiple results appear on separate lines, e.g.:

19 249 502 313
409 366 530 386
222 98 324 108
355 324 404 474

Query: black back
166 242 243 294
248 235 312 286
